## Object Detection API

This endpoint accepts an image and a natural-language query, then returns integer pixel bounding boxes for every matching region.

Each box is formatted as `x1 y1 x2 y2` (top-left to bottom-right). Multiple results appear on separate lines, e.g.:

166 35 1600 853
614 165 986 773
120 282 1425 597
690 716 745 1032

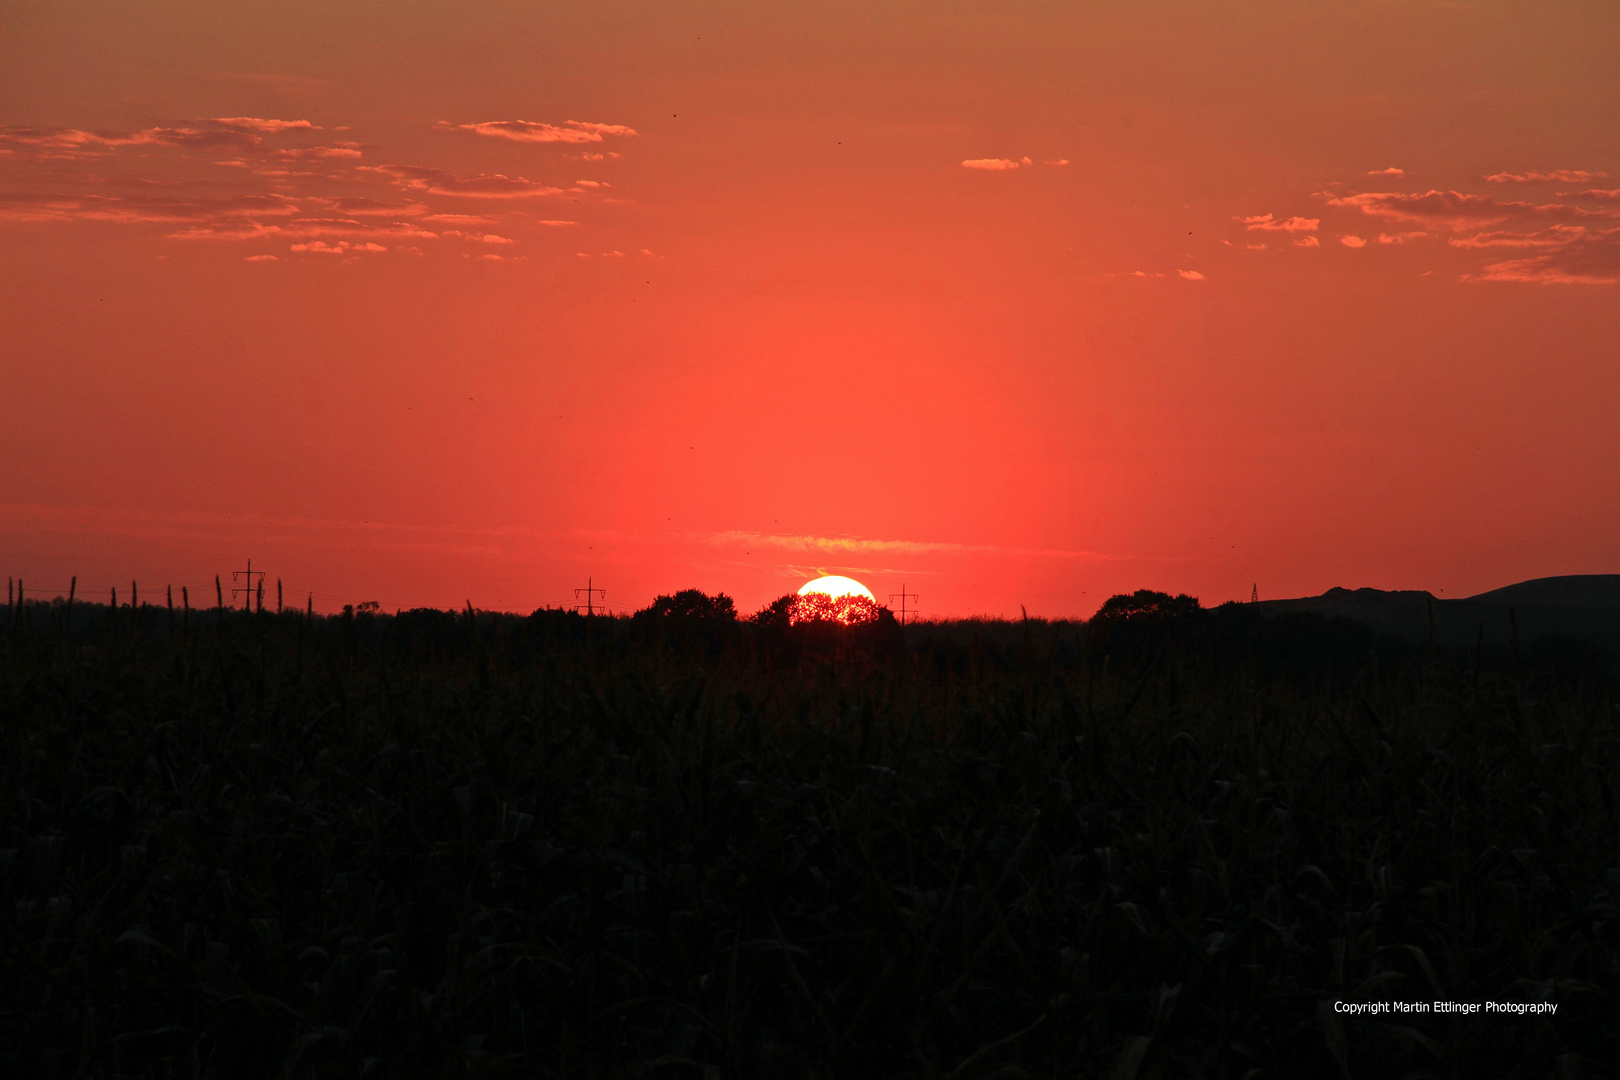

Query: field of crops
2 597 1617 1077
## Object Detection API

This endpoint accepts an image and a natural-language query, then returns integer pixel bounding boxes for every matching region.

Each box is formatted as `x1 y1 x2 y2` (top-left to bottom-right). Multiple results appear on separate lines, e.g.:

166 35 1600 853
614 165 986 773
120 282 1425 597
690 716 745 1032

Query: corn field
1 598 1617 1077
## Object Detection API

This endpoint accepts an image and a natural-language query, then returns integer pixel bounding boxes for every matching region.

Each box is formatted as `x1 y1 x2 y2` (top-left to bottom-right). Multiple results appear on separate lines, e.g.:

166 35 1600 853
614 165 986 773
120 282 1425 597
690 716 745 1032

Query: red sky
3 1 1618 617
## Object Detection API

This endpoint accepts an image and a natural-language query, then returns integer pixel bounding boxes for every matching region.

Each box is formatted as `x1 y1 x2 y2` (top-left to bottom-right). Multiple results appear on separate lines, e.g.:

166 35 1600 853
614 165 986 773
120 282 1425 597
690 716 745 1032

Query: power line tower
574 576 605 615
888 583 919 626
1250 583 1259 603
232 559 265 611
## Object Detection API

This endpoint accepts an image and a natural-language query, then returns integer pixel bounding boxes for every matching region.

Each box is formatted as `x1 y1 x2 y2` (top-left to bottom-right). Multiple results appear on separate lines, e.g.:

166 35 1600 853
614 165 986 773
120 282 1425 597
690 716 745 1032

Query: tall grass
0 600 1615 1077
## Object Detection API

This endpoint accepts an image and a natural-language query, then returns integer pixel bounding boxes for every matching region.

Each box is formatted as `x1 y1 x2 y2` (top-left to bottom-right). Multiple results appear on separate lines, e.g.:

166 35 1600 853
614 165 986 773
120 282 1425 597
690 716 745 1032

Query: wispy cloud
169 217 437 242
1340 235 1367 247
1485 169 1607 184
0 118 320 157
1366 167 1404 176
0 124 263 153
0 192 301 223
269 144 363 161
422 212 498 225
1240 213 1319 233
310 196 428 217
443 119 638 143
1448 226 1585 249
1455 226 1620 285
1177 269 1206 280
703 530 1121 561
1326 189 1618 230
290 240 387 254
444 230 516 244
211 117 318 134
961 158 1026 170
371 164 564 198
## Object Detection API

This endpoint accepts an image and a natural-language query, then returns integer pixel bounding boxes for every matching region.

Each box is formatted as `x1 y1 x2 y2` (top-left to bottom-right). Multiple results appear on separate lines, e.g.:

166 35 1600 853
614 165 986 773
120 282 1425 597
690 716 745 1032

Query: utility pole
888 583 919 626
574 576 605 615
231 559 265 611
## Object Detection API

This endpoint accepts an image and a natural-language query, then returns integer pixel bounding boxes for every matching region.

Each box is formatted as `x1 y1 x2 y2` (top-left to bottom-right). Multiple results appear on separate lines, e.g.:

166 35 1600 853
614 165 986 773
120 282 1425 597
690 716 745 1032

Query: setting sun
796 576 876 601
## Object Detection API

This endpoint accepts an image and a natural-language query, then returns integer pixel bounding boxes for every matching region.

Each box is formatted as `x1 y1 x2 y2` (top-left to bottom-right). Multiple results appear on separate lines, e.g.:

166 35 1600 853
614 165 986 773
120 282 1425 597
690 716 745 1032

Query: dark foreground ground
2 600 1618 1078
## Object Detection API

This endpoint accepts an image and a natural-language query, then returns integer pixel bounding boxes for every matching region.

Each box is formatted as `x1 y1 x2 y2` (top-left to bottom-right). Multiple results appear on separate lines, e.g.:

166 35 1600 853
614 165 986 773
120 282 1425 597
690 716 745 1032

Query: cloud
1485 169 1606 184
312 197 428 217
1044 159 1070 166
1240 213 1319 232
1327 189 1618 230
1459 226 1620 285
564 121 638 137
1565 188 1620 202
962 158 1021 170
210 117 318 134
1448 226 1586 249
269 144 363 161
422 213 498 225
169 217 435 242
168 221 287 241
537 219 579 227
290 240 387 254
0 192 301 223
444 119 638 143
1177 269 1206 280
370 164 564 198
574 179 607 188
0 124 264 153
1377 231 1426 244
704 530 1119 561
1293 235 1320 247
277 218 436 239
443 230 515 244
244 254 279 261
0 193 96 222
1366 167 1405 176
1340 235 1367 247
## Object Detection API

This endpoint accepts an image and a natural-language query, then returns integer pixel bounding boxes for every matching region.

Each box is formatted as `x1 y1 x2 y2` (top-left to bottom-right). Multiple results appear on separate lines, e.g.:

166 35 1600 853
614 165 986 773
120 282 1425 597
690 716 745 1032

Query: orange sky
4 1 1618 617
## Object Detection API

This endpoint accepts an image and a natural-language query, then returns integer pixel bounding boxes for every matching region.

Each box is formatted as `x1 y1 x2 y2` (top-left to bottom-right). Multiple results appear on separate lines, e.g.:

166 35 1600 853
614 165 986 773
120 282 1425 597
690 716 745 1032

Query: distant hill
1252 575 1620 656
1465 574 1620 609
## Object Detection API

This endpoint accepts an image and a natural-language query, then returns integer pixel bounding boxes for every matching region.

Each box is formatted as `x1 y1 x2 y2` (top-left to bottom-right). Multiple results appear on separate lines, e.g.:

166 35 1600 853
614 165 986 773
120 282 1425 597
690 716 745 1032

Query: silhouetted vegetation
2 592 1617 1078
1092 588 1202 624
634 589 738 623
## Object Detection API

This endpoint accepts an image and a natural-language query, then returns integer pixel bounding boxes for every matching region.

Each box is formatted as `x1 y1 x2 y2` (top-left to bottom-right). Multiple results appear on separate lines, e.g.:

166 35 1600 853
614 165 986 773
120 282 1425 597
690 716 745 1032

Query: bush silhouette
1092 588 1200 623
633 588 737 622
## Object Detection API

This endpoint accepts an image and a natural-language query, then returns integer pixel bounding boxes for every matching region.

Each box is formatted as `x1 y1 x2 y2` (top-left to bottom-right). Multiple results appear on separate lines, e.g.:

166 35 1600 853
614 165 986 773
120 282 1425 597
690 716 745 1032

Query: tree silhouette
1092 588 1200 623
753 592 890 627
633 588 737 622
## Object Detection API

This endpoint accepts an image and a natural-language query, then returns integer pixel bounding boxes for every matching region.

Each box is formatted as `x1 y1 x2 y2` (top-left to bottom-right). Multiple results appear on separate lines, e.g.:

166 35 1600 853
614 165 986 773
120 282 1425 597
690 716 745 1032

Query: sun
797 575 876 601
791 575 883 626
